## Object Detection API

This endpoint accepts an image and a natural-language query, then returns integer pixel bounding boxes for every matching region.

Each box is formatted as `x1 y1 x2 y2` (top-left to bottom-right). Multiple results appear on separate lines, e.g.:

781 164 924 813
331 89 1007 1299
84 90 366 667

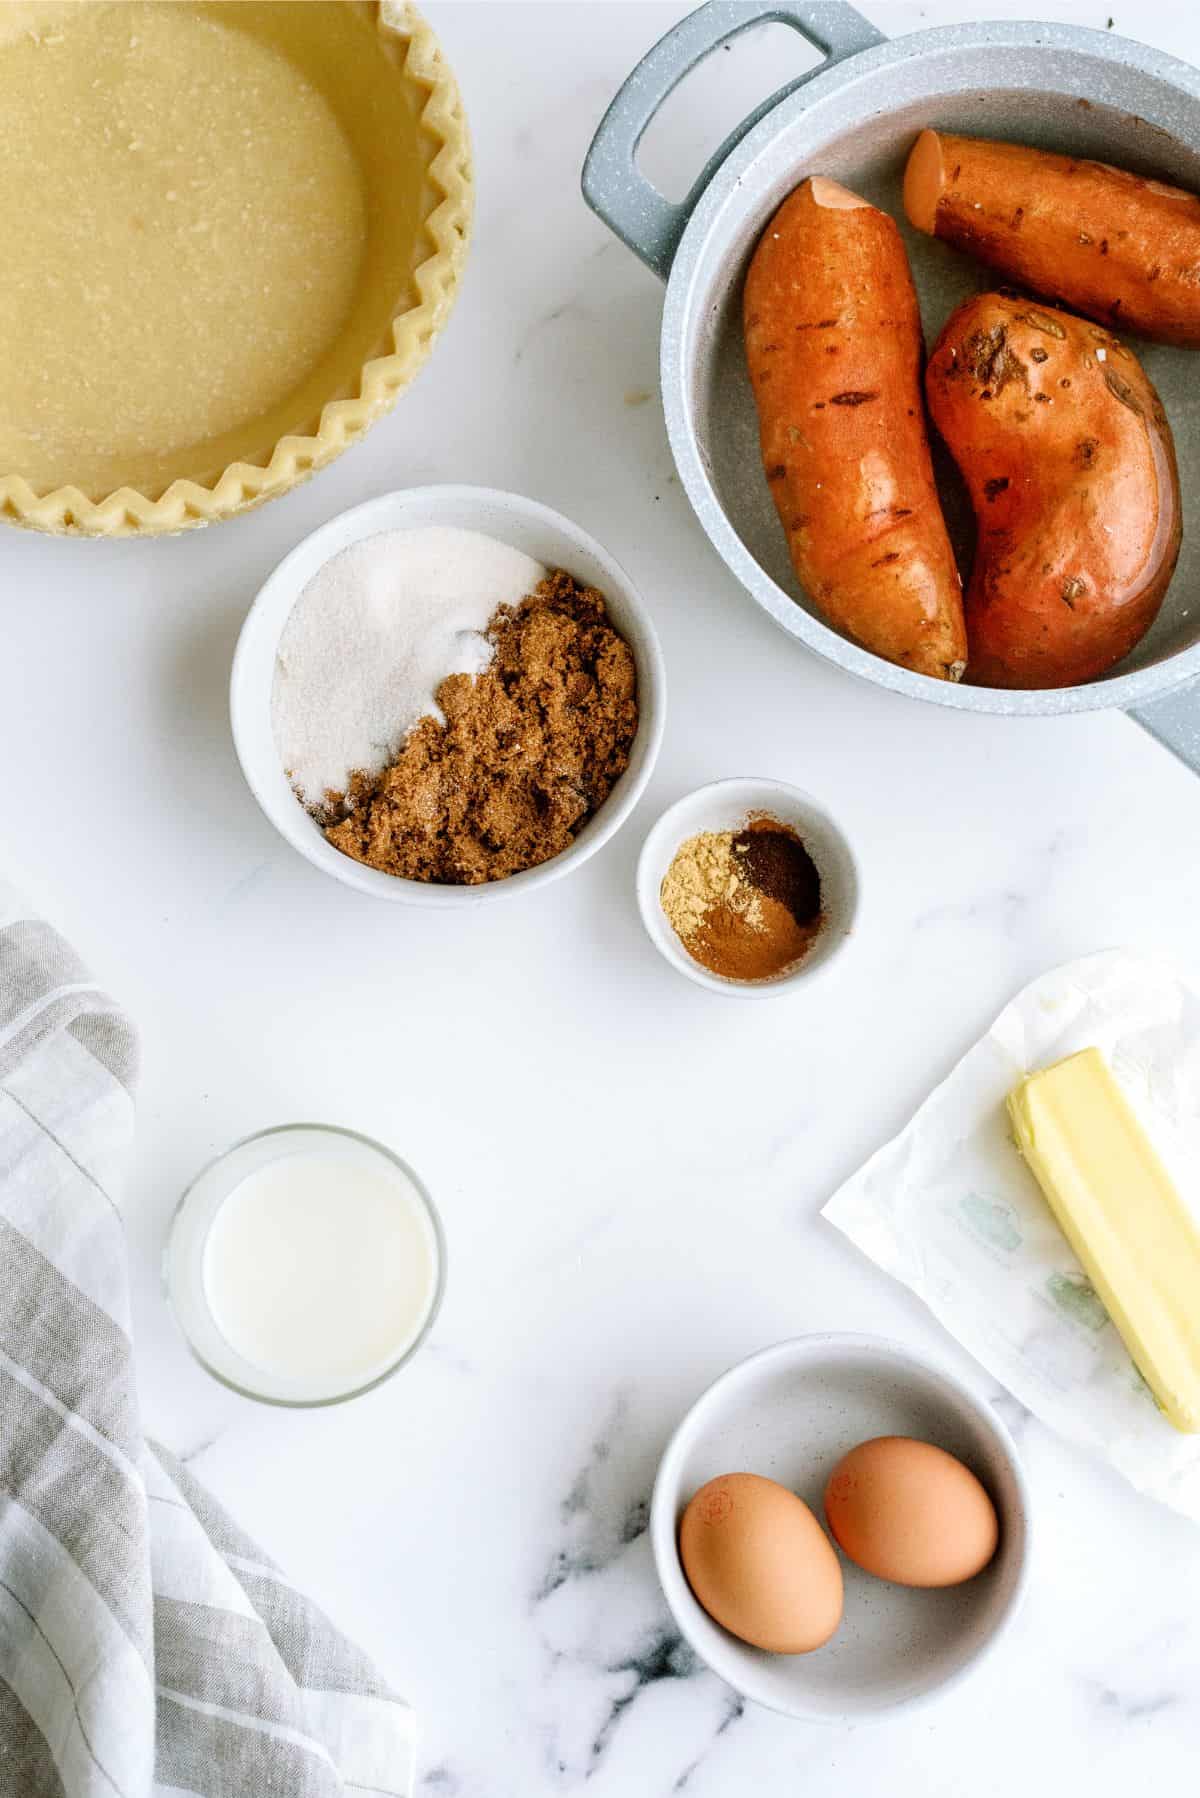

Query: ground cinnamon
325 572 638 883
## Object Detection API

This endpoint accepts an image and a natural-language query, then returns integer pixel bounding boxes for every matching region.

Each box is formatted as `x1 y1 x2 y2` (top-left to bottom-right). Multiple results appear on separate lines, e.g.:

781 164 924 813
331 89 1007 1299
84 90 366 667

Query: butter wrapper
823 950 1200 1521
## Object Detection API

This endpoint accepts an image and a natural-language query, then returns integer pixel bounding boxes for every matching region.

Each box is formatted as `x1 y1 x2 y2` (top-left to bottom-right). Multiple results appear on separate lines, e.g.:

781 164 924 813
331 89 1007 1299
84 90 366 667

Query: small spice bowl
636 778 859 996
231 485 666 907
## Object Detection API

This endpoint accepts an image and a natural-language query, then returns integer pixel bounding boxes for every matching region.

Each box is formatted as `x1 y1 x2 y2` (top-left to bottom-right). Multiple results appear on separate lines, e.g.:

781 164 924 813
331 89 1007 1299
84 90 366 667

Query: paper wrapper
824 951 1200 1521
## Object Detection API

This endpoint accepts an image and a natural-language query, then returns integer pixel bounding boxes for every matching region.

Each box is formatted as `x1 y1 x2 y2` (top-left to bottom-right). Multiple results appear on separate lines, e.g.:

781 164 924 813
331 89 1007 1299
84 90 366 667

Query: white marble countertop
4 1 1200 1791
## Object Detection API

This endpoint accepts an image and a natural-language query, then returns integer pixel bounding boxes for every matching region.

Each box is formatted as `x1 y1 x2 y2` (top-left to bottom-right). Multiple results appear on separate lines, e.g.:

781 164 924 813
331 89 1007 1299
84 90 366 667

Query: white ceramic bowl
636 778 859 995
231 486 666 906
651 1335 1031 1721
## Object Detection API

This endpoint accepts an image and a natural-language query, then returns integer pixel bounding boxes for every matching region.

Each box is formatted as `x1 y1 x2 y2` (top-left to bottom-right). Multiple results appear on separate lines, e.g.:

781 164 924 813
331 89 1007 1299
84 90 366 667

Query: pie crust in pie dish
0 1 472 535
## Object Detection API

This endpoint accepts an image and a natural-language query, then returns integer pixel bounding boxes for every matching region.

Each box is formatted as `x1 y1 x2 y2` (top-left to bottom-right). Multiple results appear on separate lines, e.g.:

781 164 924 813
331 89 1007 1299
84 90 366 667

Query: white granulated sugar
271 526 548 808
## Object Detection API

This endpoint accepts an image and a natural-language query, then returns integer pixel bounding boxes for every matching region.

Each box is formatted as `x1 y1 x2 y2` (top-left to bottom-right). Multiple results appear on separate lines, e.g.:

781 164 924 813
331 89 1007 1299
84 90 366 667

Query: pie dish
0 1 472 536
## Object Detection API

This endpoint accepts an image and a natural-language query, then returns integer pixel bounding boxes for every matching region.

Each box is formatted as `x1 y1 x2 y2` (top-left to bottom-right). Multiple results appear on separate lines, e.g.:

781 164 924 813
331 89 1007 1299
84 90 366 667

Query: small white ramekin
651 1334 1031 1721
636 777 860 996
230 486 666 906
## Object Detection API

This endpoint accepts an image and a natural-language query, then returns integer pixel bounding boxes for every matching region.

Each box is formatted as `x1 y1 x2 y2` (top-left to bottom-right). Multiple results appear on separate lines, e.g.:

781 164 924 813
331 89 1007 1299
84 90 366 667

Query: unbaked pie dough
0 1 471 531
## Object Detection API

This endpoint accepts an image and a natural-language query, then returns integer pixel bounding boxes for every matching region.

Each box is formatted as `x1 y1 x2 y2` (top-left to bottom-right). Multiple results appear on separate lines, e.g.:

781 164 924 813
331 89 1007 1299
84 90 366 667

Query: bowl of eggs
651 1334 1030 1720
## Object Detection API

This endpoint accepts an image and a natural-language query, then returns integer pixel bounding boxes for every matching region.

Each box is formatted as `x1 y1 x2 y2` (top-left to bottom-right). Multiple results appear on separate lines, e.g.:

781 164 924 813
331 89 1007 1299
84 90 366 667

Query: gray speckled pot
584 1 1200 768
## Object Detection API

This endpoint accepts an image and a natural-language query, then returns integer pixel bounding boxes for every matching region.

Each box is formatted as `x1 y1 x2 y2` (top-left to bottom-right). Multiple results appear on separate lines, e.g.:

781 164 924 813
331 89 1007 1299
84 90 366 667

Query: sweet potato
926 291 1181 689
744 177 966 681
905 130 1200 347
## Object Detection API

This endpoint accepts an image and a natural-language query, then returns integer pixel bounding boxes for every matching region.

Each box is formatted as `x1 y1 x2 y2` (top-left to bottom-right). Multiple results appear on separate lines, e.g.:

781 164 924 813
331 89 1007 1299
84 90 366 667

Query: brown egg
824 1436 999 1588
678 1472 844 1653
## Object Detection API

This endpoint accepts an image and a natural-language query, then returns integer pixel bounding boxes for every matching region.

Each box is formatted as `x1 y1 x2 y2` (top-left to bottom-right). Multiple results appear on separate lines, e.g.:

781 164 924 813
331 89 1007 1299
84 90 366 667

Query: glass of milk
164 1125 445 1405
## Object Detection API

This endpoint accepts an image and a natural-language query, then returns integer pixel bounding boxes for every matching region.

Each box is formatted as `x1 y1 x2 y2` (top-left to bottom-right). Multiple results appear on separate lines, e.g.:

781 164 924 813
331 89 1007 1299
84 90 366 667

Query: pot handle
1128 681 1200 773
582 1 887 281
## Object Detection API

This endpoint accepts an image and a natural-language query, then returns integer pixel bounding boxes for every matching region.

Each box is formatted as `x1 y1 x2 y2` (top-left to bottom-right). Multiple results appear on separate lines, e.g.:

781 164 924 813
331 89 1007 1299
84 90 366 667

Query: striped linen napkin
0 883 416 1798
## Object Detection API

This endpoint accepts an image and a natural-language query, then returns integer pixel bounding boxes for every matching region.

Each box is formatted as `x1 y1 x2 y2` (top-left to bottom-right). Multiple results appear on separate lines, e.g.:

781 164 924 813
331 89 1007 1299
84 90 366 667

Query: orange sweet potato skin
744 180 966 681
926 292 1181 689
906 131 1200 347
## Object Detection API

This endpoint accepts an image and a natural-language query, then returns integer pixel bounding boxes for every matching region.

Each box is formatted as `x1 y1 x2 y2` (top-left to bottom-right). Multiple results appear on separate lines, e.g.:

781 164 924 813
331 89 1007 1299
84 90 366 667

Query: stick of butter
1008 1047 1200 1433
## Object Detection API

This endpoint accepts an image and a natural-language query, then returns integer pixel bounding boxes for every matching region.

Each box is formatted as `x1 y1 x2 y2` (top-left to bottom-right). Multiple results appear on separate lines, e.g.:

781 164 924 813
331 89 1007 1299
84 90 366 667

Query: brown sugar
325 572 638 884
